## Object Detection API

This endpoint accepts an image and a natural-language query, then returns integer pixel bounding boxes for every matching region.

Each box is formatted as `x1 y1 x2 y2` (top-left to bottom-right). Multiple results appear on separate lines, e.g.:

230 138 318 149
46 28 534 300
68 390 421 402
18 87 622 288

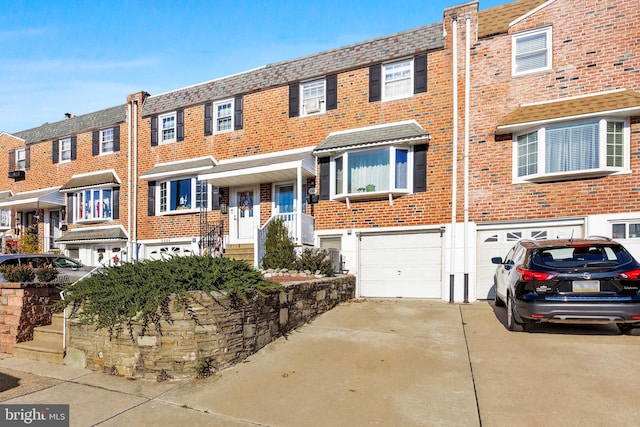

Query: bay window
77 188 113 221
514 118 629 182
333 146 412 198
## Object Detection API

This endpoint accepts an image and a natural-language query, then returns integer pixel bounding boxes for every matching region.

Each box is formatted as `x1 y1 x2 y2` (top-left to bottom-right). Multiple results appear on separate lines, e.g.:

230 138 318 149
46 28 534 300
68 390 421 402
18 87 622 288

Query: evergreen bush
35 264 59 282
294 248 335 276
0 264 35 282
57 255 281 340
261 217 296 269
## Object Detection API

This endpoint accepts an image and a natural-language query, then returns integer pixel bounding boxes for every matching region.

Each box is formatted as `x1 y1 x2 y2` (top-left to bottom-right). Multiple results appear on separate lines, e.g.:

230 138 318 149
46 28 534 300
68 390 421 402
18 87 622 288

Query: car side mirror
491 257 503 265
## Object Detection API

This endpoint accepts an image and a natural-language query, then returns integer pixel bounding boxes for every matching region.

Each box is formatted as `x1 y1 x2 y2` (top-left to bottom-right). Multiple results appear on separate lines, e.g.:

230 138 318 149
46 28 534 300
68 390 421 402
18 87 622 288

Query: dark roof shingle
142 23 444 117
13 105 126 145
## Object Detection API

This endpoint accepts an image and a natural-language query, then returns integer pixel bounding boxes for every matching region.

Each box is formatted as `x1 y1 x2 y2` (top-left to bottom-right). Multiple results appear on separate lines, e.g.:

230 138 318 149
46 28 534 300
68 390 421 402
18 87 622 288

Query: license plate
572 280 600 292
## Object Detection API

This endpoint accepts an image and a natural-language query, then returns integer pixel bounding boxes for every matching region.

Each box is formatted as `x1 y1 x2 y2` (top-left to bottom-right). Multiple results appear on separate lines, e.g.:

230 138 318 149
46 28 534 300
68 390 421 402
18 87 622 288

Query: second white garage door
359 231 442 298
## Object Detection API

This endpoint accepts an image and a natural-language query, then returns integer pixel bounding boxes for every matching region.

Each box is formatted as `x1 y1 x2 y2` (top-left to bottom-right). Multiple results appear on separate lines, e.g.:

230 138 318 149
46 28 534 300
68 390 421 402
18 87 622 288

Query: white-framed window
101 128 114 154
158 177 209 214
59 137 72 163
214 99 234 133
15 147 26 170
301 79 326 116
159 112 177 143
514 118 629 182
512 27 552 76
382 58 413 101
76 188 113 221
332 146 411 198
612 222 640 239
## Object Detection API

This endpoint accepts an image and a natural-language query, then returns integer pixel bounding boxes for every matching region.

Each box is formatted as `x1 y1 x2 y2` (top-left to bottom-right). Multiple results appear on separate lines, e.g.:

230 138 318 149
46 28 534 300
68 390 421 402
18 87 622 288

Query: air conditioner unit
304 98 321 114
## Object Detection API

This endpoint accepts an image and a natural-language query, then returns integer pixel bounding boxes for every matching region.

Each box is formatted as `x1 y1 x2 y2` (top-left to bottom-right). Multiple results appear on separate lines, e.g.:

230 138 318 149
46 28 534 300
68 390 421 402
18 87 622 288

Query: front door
236 189 255 241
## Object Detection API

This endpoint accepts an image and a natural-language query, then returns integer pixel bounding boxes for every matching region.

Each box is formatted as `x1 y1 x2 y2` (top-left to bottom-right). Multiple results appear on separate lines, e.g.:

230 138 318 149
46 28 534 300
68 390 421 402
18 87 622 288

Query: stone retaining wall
67 275 355 379
0 283 61 354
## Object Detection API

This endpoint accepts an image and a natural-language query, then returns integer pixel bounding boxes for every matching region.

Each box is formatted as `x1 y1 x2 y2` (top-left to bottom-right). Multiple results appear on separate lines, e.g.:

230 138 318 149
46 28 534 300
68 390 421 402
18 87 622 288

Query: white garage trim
475 219 585 300
357 228 444 299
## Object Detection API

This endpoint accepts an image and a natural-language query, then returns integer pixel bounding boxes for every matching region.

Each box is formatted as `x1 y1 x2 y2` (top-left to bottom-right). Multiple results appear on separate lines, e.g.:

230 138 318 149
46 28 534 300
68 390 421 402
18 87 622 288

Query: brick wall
467 0 640 222
0 282 61 354
67 275 355 379
136 42 458 239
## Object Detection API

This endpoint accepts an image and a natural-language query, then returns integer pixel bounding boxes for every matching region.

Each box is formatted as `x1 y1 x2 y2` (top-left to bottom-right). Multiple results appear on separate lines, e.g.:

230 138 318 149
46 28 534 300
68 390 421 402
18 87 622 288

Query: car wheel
494 279 505 307
506 295 525 332
617 324 635 335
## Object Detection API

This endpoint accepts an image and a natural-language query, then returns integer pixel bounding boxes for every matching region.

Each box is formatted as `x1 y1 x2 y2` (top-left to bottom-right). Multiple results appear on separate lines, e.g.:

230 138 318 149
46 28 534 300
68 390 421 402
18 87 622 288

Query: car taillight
516 265 558 281
618 269 640 280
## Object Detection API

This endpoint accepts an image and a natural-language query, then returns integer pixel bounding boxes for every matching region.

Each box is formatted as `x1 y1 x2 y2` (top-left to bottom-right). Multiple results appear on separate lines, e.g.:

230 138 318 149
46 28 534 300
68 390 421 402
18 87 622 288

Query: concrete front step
223 244 254 265
13 340 65 365
34 324 64 344
12 312 65 364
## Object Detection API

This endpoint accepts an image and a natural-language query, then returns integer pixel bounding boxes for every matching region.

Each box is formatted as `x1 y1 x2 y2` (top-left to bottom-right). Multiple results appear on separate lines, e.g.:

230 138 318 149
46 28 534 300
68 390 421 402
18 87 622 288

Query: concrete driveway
1 299 639 426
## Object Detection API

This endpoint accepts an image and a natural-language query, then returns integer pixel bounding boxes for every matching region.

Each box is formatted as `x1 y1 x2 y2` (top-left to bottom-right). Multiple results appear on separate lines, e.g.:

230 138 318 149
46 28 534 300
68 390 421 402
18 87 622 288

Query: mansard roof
13 105 126 145
141 22 444 117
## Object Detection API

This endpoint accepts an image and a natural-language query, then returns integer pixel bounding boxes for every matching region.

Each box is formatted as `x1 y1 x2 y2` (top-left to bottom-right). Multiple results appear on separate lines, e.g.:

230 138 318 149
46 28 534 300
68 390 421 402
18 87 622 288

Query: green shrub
261 217 296 269
0 264 35 282
57 255 282 340
35 264 59 282
294 248 335 276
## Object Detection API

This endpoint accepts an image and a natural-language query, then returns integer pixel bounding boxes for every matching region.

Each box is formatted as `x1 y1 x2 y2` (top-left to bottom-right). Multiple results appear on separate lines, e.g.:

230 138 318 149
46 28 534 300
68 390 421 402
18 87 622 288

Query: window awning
496 89 640 134
56 227 128 243
313 120 430 156
60 170 121 192
140 156 216 181
0 187 64 210
198 148 316 187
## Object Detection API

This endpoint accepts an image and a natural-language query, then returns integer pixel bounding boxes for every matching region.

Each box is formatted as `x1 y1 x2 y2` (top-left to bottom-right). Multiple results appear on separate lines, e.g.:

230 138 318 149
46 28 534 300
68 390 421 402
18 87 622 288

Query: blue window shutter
326 74 337 110
92 131 99 156
148 181 156 216
151 116 158 146
52 140 59 164
113 126 120 152
289 83 300 117
369 64 381 102
413 144 428 192
319 156 330 200
414 54 427 94
204 103 213 135
234 95 243 130
176 110 184 141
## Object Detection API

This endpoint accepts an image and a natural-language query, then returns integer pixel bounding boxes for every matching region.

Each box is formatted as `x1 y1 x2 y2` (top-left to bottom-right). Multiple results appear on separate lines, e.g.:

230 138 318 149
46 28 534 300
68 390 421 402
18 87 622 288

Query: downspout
463 16 471 304
127 102 132 261
297 165 303 245
133 100 139 260
449 15 459 303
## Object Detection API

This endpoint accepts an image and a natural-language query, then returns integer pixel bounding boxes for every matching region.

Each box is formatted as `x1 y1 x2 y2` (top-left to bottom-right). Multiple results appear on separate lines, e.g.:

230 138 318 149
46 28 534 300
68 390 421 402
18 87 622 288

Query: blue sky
1 0 511 133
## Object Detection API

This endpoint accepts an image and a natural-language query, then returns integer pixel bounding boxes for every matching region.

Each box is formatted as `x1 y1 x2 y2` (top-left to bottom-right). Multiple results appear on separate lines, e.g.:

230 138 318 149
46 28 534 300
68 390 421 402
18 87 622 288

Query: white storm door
236 189 256 241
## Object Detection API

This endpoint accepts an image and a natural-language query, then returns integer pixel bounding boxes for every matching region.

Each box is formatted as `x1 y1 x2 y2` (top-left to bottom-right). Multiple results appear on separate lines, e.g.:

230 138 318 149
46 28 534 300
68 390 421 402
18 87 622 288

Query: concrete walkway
0 299 638 426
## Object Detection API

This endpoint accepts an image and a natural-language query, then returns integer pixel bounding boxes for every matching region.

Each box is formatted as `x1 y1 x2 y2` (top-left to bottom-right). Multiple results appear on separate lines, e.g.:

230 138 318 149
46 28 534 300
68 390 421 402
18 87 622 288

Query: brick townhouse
0 0 637 303
465 0 640 300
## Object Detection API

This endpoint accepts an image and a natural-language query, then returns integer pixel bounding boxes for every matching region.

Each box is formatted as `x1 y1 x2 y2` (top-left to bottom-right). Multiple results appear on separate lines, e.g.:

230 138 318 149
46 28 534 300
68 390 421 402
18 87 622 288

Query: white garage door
476 224 583 300
146 243 195 260
360 231 442 298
